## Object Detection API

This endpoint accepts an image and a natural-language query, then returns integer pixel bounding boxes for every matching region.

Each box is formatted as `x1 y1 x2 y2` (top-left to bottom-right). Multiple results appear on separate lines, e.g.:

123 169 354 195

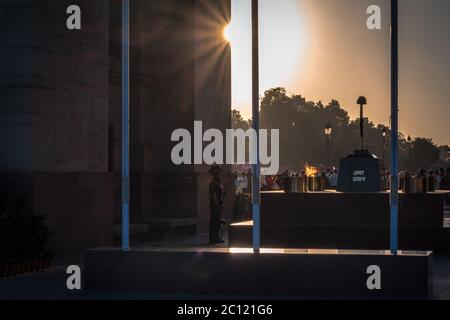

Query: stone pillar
109 0 231 237
194 0 232 234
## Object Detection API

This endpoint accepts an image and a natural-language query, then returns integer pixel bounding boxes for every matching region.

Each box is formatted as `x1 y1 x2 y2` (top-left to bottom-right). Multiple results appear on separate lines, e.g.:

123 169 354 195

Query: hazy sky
228 0 449 145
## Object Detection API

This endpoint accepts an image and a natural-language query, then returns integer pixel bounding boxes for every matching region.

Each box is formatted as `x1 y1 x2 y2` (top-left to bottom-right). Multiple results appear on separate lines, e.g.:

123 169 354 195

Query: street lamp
324 123 332 167
357 96 367 150
390 0 399 255
407 135 412 171
324 123 332 136
382 127 387 167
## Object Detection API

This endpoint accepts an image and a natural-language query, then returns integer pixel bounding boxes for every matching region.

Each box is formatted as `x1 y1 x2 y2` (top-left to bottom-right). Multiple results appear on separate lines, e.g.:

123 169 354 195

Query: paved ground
1 236 449 300
0 234 228 300
1 255 449 300
2 218 450 301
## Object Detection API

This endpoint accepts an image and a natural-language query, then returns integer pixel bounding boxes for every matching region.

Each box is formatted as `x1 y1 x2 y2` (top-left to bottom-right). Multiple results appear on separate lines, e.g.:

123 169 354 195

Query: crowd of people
435 168 450 189
381 167 450 191
234 167 450 194
233 167 340 193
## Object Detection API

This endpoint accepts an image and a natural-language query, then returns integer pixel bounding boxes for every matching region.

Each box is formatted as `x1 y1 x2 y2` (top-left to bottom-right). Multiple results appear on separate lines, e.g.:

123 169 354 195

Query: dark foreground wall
108 0 232 235
229 191 450 252
0 173 114 257
85 248 433 299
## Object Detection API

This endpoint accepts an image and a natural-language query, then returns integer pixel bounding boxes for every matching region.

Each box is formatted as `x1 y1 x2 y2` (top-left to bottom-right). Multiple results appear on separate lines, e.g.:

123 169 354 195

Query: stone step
113 224 149 237
85 248 432 299
144 218 198 229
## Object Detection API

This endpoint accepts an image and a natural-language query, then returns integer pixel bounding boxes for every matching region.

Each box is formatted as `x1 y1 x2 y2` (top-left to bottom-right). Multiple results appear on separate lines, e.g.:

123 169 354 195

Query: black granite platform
229 191 450 252
84 248 433 299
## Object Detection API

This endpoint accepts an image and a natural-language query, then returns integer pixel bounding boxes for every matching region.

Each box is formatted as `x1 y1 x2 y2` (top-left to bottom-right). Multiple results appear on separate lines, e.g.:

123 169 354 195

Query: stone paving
3 204 450 300
1 231 449 300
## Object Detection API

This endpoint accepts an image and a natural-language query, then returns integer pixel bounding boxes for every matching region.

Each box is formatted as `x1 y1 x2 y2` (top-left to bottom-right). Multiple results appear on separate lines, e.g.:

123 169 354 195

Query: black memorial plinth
229 191 450 252
337 150 381 192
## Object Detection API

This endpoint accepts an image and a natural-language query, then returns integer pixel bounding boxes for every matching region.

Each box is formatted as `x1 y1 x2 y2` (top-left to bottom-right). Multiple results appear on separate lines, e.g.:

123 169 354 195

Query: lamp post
121 0 130 251
324 123 332 167
390 0 399 255
357 96 367 150
382 127 387 168
407 135 412 171
251 0 261 254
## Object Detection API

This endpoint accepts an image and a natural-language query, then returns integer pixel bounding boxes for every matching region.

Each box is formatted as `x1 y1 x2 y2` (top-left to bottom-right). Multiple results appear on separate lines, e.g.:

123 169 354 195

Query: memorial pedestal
337 150 381 192
84 248 432 299
229 191 450 252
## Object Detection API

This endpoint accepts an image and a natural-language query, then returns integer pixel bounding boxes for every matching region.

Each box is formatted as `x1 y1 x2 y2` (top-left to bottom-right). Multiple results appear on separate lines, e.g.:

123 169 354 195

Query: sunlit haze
229 0 449 145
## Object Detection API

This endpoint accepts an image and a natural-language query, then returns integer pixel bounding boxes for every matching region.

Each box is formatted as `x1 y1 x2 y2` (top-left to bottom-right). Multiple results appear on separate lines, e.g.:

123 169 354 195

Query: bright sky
228 0 449 146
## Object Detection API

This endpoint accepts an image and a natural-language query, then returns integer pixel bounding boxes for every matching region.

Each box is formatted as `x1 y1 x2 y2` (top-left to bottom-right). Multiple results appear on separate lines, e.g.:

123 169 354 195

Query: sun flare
223 23 232 43
230 0 307 120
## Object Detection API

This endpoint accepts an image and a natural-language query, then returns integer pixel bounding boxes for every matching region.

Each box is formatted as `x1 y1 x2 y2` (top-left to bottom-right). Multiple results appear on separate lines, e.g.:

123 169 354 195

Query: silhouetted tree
407 138 440 171
250 87 447 172
231 110 250 130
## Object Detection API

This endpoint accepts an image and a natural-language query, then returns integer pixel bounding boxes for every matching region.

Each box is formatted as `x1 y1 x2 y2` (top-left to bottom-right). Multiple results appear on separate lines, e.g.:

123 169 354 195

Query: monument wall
0 0 113 257
109 0 232 235
0 0 231 256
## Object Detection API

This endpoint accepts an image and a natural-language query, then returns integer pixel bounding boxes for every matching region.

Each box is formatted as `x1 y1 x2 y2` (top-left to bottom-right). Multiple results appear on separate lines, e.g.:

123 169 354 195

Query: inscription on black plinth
337 150 381 192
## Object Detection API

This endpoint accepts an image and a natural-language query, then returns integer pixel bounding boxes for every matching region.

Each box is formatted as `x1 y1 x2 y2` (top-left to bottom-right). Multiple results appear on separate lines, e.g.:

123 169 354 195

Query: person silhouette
208 165 225 245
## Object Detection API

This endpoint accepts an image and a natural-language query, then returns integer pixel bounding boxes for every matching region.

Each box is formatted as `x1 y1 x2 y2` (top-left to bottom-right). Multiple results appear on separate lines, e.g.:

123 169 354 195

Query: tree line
232 88 448 172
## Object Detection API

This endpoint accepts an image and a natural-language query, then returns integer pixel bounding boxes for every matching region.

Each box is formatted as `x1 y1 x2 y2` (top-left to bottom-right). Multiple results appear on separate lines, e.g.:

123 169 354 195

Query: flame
305 164 319 177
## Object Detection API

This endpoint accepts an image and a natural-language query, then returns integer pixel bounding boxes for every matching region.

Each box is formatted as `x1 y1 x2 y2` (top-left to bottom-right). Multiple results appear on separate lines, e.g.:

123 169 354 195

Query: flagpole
390 0 399 255
122 0 130 251
251 0 261 253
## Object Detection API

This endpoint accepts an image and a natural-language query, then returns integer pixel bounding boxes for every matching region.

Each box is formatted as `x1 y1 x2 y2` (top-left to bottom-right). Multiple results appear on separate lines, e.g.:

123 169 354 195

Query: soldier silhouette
208 164 225 245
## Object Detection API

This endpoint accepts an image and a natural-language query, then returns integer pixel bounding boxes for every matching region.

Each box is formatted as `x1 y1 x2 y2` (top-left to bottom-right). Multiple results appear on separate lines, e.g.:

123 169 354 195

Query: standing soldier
208 165 225 244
